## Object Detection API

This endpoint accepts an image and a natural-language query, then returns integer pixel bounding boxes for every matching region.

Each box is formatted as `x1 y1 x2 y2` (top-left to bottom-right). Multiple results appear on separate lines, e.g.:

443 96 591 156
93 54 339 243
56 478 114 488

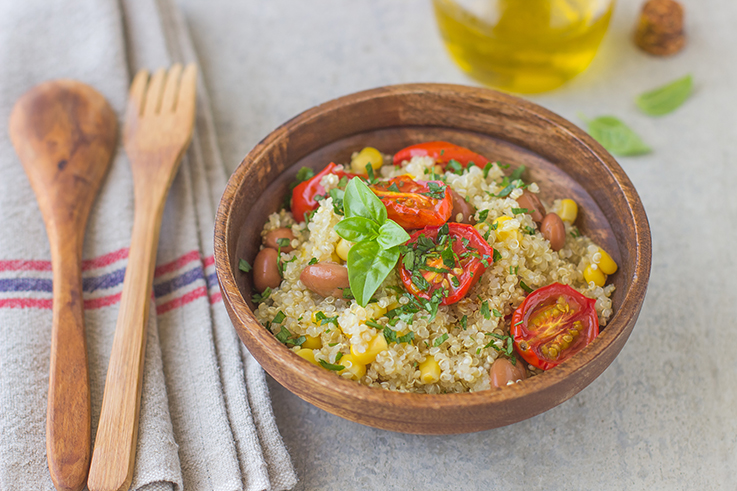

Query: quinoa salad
244 142 617 393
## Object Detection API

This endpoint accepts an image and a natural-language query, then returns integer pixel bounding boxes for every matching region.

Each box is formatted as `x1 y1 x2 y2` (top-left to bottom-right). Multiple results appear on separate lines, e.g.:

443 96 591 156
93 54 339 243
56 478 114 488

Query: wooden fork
87 64 197 491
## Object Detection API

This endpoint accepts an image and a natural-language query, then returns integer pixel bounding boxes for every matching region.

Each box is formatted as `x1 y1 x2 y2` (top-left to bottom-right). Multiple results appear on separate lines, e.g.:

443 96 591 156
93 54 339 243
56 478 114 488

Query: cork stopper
634 0 685 56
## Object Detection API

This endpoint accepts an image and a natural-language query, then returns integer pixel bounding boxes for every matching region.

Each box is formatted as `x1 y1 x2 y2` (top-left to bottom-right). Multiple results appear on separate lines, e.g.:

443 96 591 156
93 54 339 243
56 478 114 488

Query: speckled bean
490 357 527 388
253 248 281 292
449 188 476 224
541 213 566 251
300 262 350 298
515 190 546 224
264 227 295 252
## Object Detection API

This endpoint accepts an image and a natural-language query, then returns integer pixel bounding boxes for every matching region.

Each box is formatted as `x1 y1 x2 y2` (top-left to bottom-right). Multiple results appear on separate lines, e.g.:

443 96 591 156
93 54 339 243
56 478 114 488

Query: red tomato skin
399 223 494 305
371 176 453 230
511 283 599 370
291 163 355 222
392 141 490 169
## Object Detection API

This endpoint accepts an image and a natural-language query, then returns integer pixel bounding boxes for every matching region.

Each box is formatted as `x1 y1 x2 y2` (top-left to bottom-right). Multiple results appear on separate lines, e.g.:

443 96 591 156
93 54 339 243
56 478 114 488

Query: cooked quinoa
254 153 615 393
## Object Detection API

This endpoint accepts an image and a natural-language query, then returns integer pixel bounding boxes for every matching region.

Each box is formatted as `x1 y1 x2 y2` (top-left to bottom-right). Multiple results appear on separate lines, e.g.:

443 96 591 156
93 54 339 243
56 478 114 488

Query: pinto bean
490 357 527 388
253 248 281 292
264 228 295 252
449 189 476 225
541 213 566 251
515 190 546 224
300 262 350 298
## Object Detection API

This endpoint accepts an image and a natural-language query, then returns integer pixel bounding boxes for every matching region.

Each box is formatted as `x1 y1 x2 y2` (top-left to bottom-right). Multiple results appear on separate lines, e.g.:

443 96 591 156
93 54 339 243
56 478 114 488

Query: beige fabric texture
0 0 297 490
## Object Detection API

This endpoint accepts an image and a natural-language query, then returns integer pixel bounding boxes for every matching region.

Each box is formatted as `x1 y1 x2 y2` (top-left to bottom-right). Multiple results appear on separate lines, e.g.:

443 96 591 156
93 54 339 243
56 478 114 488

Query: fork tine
160 63 183 113
176 63 197 118
126 69 149 119
143 68 167 116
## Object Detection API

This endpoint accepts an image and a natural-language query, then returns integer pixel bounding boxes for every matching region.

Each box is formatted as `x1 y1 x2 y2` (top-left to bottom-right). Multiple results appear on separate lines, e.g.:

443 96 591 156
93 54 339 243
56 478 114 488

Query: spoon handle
47 230 91 491
87 191 166 491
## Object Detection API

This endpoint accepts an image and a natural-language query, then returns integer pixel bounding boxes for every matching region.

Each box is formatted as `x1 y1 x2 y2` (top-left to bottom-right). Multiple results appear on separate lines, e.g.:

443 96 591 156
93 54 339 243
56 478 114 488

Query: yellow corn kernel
295 348 319 366
350 147 384 174
493 216 518 242
583 264 606 287
558 199 578 223
338 354 366 380
350 333 388 365
419 355 441 384
385 300 400 312
596 248 618 275
365 302 387 320
335 238 352 262
301 335 322 349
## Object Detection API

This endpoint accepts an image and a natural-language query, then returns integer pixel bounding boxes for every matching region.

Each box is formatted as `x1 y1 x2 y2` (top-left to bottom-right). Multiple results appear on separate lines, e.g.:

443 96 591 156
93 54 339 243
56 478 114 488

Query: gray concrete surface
176 0 737 489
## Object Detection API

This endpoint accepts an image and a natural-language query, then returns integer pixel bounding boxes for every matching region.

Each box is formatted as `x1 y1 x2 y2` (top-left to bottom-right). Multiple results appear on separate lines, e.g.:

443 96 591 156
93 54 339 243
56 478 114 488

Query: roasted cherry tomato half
370 175 453 230
291 162 356 222
511 283 599 371
399 223 494 305
392 141 490 171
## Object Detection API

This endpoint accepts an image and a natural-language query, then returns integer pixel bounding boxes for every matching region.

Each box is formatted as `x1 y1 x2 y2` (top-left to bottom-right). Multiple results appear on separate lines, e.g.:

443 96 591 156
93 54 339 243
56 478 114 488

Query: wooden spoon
9 80 117 491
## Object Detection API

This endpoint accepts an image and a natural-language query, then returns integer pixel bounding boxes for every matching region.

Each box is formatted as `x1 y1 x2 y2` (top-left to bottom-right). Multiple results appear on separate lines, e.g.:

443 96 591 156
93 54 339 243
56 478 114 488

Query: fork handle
87 191 166 491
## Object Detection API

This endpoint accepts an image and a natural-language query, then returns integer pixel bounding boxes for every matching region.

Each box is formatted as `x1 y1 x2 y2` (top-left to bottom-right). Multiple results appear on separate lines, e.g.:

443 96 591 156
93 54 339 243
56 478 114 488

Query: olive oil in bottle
432 0 615 93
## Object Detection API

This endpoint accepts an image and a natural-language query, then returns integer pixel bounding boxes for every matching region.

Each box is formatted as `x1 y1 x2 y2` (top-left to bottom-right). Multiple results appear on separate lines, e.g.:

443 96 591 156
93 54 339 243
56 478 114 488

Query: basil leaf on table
334 216 379 243
376 220 410 250
343 177 387 223
636 74 693 116
347 241 400 307
582 115 651 156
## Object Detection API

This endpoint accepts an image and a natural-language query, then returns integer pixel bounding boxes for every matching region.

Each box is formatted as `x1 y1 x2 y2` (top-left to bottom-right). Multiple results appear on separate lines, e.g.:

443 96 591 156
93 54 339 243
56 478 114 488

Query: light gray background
175 0 736 489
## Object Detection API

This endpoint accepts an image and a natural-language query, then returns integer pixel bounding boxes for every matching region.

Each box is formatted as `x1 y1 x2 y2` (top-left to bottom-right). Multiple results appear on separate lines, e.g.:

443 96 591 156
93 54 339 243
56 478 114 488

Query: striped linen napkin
0 0 297 490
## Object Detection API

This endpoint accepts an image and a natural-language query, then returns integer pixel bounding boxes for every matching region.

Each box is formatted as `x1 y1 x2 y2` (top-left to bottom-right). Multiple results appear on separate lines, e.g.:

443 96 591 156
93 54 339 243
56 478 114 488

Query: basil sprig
334 178 410 306
636 74 692 116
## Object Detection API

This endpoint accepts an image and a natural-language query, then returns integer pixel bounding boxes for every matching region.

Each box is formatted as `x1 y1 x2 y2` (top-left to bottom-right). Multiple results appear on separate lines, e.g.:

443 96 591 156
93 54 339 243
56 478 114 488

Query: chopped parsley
421 181 447 200
520 281 534 294
433 333 449 347
478 209 489 222
492 308 503 318
446 159 464 175
314 311 339 326
251 287 271 303
512 207 533 215
238 259 252 273
329 188 345 215
492 249 502 262
272 311 286 324
308 257 318 265
318 359 345 371
480 300 491 320
509 165 526 181
460 315 468 330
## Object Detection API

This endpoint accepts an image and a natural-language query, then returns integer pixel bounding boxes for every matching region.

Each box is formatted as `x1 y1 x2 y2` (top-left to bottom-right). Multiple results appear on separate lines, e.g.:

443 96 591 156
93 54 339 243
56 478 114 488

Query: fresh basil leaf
582 115 651 156
377 220 410 250
347 241 400 307
334 216 380 243
343 177 387 224
636 74 693 116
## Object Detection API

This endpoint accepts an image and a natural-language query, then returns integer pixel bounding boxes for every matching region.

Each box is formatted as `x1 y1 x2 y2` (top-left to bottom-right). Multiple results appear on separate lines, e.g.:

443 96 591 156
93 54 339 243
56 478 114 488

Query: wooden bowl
214 84 651 434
